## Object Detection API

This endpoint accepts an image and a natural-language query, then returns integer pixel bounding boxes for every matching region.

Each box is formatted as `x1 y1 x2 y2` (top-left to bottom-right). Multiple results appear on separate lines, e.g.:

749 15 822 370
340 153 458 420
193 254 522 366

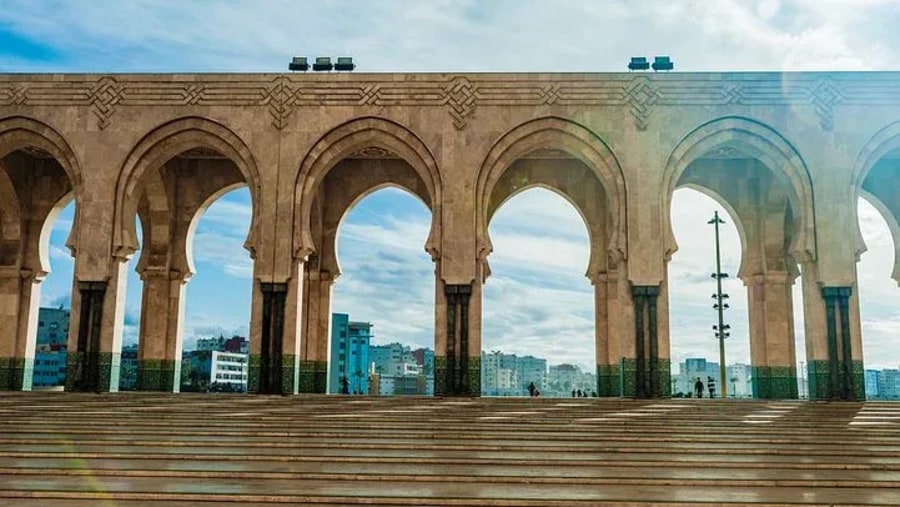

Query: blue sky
11 0 900 370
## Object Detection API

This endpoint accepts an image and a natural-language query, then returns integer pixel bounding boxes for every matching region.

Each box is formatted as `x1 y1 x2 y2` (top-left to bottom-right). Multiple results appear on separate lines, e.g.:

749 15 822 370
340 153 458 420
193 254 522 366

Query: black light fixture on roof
651 56 674 71
312 57 333 71
334 56 355 71
288 56 309 72
628 57 650 71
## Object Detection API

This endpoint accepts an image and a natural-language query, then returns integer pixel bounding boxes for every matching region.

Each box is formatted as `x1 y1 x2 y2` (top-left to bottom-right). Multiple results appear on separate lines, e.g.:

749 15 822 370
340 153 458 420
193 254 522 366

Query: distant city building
674 358 722 397
181 335 249 392
32 307 70 388
119 343 139 391
482 351 519 396
516 355 548 393
367 340 433 396
878 369 900 400
329 313 372 394
865 369 880 399
725 363 752 398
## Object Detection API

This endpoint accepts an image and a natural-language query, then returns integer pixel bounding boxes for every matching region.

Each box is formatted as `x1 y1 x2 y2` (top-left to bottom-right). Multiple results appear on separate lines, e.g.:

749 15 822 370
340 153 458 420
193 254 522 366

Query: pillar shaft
629 285 665 398
67 261 128 392
746 273 799 399
0 268 41 390
436 281 478 396
136 270 187 392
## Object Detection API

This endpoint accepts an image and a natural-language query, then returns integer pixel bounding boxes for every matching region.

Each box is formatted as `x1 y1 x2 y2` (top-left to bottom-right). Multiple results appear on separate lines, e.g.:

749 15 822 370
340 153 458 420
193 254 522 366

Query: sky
8 0 900 371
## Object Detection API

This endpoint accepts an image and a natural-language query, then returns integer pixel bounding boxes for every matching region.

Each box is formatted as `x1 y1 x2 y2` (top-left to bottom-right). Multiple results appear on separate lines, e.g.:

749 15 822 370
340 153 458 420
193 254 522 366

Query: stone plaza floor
1 393 899 505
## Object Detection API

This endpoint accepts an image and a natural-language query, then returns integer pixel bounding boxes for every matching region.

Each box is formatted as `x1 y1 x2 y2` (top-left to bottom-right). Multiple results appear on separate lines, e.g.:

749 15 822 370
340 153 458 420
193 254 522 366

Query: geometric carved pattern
811 77 843 131
88 76 124 130
625 77 660 131
4 73 900 132
443 76 477 130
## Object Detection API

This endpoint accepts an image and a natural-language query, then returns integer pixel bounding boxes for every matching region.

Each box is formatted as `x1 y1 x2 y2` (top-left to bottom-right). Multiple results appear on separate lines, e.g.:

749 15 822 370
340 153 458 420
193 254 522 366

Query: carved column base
751 366 798 399
297 359 327 394
808 359 864 401
136 359 180 392
597 363 621 397
66 351 119 392
0 357 32 391
619 357 670 398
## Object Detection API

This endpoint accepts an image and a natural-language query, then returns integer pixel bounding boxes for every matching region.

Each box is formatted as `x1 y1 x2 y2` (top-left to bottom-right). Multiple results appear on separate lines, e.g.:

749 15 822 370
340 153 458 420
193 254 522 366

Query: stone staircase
1 393 899 506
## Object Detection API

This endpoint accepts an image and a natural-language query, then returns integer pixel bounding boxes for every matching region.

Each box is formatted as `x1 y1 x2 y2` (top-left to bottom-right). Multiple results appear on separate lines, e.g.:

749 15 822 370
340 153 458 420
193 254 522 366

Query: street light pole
709 210 730 399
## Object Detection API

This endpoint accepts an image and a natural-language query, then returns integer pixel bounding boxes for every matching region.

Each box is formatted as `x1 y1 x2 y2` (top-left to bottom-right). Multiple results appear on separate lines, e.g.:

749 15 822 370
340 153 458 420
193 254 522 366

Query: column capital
631 284 660 297
821 286 852 298
741 271 796 287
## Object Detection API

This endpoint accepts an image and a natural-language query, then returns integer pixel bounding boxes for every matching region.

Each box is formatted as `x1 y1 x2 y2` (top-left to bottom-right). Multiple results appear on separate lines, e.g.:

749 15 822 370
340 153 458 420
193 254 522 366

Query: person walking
528 382 537 397
707 376 717 398
694 377 704 398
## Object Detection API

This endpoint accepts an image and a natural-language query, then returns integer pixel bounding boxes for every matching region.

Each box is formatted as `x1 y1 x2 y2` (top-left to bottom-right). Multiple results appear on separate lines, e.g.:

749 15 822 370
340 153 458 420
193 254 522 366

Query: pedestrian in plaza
707 376 716 398
694 377 704 398
571 389 576 398
528 382 537 397
576 389 583 398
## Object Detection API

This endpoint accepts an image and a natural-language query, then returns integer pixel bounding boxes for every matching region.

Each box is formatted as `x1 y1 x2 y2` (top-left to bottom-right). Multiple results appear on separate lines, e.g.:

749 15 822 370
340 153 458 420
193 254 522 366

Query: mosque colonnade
1 72 899 400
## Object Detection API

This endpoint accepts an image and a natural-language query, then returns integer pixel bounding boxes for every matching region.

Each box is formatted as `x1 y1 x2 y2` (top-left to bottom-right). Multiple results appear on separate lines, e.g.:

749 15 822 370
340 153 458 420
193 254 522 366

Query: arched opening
668 188 748 398
180 186 252 393
482 187 594 397
293 117 441 395
856 200 900 399
0 121 80 391
32 197 74 390
330 186 435 396
116 120 259 393
663 118 812 399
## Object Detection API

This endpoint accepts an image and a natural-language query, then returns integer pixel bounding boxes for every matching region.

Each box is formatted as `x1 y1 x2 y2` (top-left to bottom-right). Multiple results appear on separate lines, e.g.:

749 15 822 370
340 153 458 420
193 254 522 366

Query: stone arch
331 183 431 278
114 116 262 260
859 190 900 285
488 183 597 278
294 116 442 261
476 117 628 267
850 120 900 264
133 166 170 274
662 116 816 264
0 116 83 256
675 183 750 278
183 182 248 278
37 193 73 275
0 169 21 265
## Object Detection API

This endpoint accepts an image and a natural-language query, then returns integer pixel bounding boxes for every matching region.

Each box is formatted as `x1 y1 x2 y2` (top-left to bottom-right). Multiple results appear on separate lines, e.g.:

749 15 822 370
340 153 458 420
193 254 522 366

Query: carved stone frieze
3 72 900 131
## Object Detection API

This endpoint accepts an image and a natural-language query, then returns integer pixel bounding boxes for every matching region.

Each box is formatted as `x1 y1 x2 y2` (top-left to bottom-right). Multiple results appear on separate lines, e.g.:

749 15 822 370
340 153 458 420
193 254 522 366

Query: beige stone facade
1 72 898 399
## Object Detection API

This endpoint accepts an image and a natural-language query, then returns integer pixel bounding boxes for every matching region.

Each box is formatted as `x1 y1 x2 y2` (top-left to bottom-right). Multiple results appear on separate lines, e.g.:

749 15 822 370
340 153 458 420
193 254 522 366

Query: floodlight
334 57 355 71
313 57 333 71
652 56 674 71
628 57 650 71
288 56 309 72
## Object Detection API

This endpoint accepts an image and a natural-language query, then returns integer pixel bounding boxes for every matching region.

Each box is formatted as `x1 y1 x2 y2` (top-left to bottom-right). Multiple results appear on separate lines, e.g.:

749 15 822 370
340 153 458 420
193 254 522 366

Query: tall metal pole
709 211 729 399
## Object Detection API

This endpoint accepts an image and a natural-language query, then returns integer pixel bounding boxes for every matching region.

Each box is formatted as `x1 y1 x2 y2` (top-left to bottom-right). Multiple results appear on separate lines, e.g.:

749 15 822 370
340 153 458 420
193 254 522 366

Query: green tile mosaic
434 356 447 396
0 357 27 391
247 354 262 394
281 354 298 395
466 357 481 397
808 359 865 401
751 366 798 399
620 357 636 398
653 358 671 398
137 359 179 392
597 363 621 397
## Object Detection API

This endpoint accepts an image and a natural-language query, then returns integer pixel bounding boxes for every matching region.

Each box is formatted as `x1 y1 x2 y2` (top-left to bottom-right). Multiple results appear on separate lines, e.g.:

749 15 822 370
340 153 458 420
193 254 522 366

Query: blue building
329 313 372 394
865 369 881 399
32 307 70 388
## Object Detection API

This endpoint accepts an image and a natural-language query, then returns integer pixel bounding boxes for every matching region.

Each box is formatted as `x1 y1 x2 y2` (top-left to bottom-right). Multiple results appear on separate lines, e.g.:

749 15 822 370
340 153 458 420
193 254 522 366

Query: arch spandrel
114 116 262 262
662 116 816 266
294 117 443 263
475 117 628 271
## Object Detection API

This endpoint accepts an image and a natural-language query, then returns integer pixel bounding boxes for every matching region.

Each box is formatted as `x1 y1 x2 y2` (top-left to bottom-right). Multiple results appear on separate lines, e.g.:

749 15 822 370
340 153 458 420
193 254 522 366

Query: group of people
693 376 717 398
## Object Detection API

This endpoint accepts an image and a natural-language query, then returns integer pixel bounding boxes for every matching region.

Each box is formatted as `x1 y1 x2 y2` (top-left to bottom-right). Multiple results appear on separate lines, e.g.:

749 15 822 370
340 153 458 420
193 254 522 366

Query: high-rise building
516 355 547 394
865 369 881 399
329 313 372 394
481 351 519 396
878 369 900 399
32 307 70 388
119 343 139 391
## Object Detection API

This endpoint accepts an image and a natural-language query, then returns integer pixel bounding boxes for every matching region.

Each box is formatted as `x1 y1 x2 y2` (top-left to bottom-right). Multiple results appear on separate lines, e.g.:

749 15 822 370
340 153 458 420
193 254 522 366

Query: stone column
745 272 799 399
0 268 41 390
802 262 865 401
66 260 128 392
291 266 331 394
629 285 663 398
279 261 304 396
437 281 477 396
603 264 634 397
136 268 188 392
593 273 611 396
254 282 287 394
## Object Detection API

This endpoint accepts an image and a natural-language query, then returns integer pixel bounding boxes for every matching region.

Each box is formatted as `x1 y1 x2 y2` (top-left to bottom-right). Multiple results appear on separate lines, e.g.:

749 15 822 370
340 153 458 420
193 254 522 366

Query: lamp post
709 210 730 399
